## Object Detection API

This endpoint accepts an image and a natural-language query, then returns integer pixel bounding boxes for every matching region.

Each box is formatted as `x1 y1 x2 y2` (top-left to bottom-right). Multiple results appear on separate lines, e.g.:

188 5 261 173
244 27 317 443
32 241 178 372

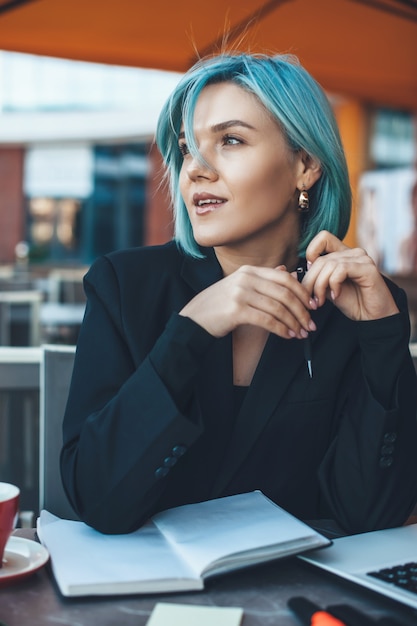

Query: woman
61 53 417 535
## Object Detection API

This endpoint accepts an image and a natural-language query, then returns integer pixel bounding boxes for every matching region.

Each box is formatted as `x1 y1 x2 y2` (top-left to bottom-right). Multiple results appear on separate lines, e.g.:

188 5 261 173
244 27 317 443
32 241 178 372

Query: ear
296 151 322 189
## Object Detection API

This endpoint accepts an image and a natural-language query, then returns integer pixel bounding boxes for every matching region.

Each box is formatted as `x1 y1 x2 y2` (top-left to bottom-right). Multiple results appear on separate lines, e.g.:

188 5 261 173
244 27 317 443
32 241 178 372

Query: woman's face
178 81 305 256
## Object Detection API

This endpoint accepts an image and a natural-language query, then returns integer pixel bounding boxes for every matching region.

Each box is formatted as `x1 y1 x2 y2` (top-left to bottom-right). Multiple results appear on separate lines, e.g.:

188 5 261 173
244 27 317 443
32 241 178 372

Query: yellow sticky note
146 602 244 626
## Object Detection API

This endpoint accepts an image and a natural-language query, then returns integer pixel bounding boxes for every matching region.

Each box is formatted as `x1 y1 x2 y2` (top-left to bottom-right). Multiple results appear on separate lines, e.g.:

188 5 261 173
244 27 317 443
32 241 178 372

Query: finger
238 265 313 311
321 263 350 302
325 252 377 299
253 268 316 315
306 230 348 265
246 290 314 338
242 305 306 339
229 267 311 336
241 274 316 336
304 251 372 305
305 260 336 306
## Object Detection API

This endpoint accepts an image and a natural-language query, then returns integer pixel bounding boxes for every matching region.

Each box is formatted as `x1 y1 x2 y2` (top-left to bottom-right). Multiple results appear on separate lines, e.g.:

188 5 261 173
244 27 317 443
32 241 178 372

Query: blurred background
0 0 416 516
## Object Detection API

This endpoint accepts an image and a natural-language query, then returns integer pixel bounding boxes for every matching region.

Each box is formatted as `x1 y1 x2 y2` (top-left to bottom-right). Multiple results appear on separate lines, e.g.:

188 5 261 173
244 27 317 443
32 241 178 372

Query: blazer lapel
180 246 222 293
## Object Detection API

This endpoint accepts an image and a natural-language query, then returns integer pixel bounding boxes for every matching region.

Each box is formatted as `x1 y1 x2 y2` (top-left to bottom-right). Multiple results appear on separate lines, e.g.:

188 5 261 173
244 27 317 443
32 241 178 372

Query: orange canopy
0 0 416 110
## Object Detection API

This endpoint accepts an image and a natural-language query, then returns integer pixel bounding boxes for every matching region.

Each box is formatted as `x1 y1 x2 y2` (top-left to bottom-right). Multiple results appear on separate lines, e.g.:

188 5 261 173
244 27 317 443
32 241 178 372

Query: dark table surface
1 529 417 626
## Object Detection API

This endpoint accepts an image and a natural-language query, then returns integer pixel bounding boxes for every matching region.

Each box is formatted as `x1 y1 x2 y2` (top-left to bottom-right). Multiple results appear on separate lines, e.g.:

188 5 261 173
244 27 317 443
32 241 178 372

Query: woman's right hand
179 264 317 339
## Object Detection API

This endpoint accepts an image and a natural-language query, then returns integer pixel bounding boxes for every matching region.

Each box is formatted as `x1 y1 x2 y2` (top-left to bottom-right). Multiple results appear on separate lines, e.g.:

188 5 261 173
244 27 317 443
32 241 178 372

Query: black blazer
61 242 417 534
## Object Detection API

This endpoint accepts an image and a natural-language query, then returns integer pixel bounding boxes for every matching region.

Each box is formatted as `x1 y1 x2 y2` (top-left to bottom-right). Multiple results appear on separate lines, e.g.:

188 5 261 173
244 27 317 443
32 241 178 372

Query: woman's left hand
302 231 399 321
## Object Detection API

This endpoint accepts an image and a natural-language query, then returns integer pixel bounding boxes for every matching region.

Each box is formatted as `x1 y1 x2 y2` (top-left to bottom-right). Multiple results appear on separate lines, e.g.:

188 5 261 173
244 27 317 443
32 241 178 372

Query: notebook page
38 511 200 595
153 491 323 577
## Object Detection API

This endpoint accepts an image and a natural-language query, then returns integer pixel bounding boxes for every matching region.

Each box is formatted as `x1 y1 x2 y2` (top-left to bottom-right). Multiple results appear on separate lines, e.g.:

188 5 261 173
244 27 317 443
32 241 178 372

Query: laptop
299 523 417 610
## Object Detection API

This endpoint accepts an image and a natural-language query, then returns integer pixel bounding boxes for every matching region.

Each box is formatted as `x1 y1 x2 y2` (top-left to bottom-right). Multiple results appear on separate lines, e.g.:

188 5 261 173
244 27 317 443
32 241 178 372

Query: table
2 530 417 626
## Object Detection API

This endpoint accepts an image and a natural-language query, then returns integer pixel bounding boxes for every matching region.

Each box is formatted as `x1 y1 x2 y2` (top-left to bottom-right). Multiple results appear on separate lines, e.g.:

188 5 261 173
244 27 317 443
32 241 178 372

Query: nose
185 152 218 182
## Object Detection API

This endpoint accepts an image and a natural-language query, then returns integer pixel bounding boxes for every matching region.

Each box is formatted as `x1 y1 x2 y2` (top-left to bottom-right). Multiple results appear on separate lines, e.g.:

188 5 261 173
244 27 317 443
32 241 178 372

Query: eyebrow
178 119 256 140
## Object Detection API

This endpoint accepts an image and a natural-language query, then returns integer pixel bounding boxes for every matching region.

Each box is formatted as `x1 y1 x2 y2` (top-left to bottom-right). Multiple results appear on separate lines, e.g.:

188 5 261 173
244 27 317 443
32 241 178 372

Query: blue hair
155 53 351 258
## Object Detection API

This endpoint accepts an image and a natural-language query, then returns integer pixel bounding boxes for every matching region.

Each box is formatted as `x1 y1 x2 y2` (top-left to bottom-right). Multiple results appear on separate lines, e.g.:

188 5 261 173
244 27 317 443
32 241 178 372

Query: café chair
39 344 79 520
0 345 41 518
0 289 43 346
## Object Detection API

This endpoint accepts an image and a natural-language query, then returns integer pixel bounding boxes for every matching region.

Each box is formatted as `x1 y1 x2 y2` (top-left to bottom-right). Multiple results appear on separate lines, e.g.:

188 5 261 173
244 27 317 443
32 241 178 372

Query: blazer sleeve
318 286 417 533
60 255 213 534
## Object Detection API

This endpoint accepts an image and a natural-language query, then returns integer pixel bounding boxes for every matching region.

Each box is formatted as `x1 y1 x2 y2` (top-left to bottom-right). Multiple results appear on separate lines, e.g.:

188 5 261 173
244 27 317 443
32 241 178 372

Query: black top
60 241 417 534
233 385 248 417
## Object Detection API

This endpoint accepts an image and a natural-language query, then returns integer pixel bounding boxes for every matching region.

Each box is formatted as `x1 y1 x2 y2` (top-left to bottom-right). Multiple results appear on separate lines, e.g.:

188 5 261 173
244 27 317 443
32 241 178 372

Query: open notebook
300 523 417 610
37 491 330 597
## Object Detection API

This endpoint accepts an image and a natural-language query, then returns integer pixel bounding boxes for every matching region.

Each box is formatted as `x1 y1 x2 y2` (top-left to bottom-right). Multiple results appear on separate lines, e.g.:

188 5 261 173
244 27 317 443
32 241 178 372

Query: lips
193 192 226 214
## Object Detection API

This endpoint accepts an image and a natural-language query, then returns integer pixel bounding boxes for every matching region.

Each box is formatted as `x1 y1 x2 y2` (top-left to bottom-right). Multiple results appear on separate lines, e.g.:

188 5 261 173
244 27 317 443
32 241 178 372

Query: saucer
0 536 49 586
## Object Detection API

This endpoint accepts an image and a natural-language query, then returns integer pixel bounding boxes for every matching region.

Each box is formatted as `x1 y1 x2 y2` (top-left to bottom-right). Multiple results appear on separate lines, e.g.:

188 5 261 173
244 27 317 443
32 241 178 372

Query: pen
296 265 313 378
288 597 347 626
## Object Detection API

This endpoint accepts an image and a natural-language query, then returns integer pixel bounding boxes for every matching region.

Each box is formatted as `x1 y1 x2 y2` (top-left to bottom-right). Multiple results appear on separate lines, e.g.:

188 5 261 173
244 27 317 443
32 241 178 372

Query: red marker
311 611 346 626
288 597 347 626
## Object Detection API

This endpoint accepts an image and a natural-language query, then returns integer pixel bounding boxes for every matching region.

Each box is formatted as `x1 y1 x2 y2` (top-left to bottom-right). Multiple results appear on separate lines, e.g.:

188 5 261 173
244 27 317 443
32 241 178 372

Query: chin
192 231 225 248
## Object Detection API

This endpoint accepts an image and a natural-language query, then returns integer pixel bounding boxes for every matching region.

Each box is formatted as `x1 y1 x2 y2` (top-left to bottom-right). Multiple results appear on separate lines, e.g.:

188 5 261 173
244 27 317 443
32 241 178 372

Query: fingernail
309 298 317 310
309 320 317 331
307 260 312 270
331 290 336 300
300 329 308 339
288 330 296 338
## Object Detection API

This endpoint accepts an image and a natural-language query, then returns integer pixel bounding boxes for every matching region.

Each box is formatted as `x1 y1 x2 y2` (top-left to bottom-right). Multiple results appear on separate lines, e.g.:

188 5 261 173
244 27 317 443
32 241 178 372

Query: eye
178 142 189 157
222 135 242 146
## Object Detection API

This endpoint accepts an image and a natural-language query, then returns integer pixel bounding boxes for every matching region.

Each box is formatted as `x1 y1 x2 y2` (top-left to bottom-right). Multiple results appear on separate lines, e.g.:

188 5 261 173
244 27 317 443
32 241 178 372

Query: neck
214 241 300 276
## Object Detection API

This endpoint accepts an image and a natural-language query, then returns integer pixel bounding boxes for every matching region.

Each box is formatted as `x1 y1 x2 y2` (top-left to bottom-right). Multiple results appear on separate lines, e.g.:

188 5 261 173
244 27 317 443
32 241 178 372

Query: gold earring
298 187 309 213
